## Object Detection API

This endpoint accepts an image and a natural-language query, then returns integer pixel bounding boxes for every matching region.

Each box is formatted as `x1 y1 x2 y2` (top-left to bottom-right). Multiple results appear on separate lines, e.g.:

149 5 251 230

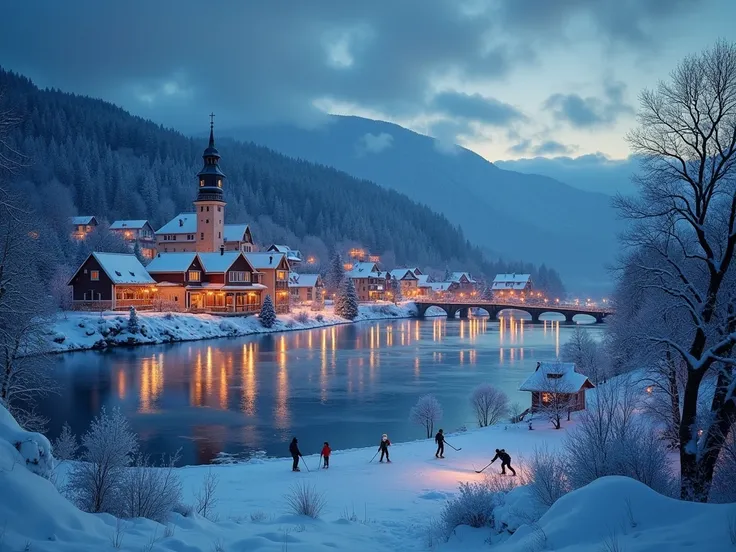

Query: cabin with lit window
415 274 433 296
348 262 389 302
68 252 157 310
492 273 533 298
389 268 420 297
110 220 156 259
449 272 477 293
519 361 594 413
288 273 323 303
245 252 291 313
268 244 303 267
70 216 98 240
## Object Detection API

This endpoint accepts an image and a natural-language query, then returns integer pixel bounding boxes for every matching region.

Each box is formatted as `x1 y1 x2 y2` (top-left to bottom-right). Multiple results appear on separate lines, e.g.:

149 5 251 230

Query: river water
39 315 600 465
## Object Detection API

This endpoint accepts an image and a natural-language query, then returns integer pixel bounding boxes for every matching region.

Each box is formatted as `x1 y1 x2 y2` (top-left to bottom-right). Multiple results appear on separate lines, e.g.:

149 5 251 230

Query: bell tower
194 113 226 253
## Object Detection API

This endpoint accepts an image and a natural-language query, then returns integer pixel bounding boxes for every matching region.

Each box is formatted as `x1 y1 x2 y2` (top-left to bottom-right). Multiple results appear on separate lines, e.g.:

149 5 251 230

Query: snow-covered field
2 388 735 552
39 303 417 354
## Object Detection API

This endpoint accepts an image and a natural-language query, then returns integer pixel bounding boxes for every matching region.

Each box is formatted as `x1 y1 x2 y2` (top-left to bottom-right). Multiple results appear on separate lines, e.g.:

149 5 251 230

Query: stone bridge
414 300 613 324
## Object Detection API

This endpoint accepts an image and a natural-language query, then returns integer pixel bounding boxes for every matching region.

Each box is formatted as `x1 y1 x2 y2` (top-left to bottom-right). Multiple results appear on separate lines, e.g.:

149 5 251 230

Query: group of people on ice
288 432 516 476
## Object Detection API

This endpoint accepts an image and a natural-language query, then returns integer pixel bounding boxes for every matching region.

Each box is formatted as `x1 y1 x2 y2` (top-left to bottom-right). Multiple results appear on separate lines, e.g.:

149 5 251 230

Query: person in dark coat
378 433 391 463
491 448 516 475
289 437 302 471
435 429 445 458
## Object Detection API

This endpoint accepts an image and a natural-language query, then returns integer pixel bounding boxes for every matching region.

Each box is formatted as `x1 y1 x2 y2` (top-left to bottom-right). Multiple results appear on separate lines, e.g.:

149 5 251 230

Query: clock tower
194 114 226 253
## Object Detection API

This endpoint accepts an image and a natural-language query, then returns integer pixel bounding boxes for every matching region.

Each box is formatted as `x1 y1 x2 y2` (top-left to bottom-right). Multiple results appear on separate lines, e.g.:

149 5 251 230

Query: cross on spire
208 112 216 147
209 112 216 127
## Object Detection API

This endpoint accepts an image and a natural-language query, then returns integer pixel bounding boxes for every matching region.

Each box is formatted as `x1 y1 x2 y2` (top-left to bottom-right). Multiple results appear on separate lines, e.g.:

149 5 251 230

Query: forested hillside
0 69 563 290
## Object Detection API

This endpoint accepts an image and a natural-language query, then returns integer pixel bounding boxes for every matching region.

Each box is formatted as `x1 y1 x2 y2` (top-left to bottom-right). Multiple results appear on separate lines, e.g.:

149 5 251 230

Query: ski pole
300 456 310 472
444 441 462 452
369 449 379 463
474 460 494 474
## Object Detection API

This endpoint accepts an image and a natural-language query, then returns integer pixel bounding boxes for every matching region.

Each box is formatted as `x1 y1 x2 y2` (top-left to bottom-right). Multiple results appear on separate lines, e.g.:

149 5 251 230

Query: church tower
194 114 226 253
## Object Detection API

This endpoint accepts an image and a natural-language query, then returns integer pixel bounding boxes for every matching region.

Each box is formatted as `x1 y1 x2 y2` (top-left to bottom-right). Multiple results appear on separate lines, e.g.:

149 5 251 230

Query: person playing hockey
378 434 391 463
321 441 331 469
435 429 445 458
490 448 516 475
289 437 303 472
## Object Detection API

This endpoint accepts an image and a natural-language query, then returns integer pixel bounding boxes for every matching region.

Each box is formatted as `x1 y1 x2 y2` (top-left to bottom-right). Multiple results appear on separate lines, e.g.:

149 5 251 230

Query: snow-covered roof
110 220 149 230
492 273 532 290
430 282 453 292
197 252 242 273
146 252 197 273
245 252 287 270
390 268 418 281
519 362 594 393
155 213 196 235
417 274 433 287
88 252 155 285
70 216 96 225
224 224 250 243
450 271 476 284
267 244 302 261
350 262 379 274
410 267 423 276
288 273 321 288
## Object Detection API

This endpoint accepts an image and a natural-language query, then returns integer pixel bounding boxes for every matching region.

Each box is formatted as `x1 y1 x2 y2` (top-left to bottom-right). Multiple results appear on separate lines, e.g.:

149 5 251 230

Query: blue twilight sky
2 0 735 164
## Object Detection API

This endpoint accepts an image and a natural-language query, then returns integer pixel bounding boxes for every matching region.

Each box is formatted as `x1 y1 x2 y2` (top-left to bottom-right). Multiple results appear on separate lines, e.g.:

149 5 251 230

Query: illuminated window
90 270 100 281
541 393 551 404
276 270 288 281
188 270 201 282
229 271 251 283
217 179 222 188
199 179 205 187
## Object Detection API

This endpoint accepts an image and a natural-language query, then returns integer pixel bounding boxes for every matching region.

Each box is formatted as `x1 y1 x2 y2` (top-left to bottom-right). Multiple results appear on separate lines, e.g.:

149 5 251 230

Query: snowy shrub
127 306 139 334
527 446 570 507
68 407 138 514
508 402 524 423
259 295 277 328
409 394 443 438
440 482 498 537
195 470 220 520
0 403 54 478
315 314 324 322
52 422 78 462
335 278 359 320
285 481 326 519
470 383 509 427
120 450 183 523
295 312 310 324
52 333 66 344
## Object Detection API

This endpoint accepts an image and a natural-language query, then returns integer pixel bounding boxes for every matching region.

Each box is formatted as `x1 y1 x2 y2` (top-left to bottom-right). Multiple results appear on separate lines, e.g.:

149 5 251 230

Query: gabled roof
268 244 303 263
348 262 382 277
519 362 595 393
410 267 423 276
288 273 321 288
70 252 155 285
417 274 433 287
197 252 243 273
224 224 251 243
450 271 476 284
146 252 198 273
155 213 196 235
70 216 97 225
491 273 532 290
390 268 419 281
245 252 288 270
430 282 454 292
110 220 150 230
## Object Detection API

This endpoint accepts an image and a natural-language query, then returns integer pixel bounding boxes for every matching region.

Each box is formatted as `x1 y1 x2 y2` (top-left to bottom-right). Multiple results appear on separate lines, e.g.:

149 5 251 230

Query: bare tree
561 325 604 384
614 40 736 501
409 394 443 438
470 383 509 427
49 264 74 314
121 450 183 523
538 375 575 430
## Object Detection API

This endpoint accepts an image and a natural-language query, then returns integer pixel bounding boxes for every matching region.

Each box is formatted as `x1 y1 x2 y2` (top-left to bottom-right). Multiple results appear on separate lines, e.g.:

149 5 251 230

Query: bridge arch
415 303 455 318
496 307 533 321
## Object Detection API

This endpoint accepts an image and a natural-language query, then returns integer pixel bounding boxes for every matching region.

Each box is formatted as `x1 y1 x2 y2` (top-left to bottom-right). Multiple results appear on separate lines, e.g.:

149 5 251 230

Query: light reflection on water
38 314 596 465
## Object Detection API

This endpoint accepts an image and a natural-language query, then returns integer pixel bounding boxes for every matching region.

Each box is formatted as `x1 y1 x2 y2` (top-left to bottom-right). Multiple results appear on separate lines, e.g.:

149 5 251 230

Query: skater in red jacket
321 442 331 469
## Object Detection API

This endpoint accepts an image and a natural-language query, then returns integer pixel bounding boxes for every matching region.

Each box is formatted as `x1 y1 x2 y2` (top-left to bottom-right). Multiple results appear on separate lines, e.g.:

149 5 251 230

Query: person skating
490 448 516 475
435 429 445 458
321 441 331 469
289 437 303 472
378 434 391 463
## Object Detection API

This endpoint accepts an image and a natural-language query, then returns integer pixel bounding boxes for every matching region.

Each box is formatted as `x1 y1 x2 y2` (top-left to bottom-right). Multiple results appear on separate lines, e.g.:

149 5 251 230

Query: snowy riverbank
39 303 418 354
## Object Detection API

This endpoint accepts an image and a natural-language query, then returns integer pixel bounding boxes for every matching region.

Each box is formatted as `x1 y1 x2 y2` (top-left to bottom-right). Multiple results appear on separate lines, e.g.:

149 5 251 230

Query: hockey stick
300 456 311 472
474 460 494 474
444 441 462 451
369 450 379 463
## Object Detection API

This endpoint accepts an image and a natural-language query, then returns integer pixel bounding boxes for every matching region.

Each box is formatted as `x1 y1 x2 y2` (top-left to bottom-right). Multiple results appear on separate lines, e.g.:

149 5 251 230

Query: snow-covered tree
121 450 183 522
470 384 508 427
409 394 443 438
311 286 325 312
613 40 736 501
127 306 139 334
259 294 277 328
49 264 74 315
68 407 138 514
539 374 575 430
335 278 359 320
133 240 147 265
561 325 604 384
325 252 345 296
443 267 452 282
389 276 402 304
53 422 78 462
480 284 493 301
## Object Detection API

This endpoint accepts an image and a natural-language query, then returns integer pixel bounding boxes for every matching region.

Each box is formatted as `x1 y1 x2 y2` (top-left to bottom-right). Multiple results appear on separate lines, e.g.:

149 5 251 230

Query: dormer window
199 179 205 187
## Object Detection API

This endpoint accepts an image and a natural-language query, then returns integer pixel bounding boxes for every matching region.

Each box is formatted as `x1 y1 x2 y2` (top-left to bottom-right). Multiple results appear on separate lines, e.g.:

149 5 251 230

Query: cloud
507 139 577 156
356 132 394 155
544 82 634 128
430 92 526 126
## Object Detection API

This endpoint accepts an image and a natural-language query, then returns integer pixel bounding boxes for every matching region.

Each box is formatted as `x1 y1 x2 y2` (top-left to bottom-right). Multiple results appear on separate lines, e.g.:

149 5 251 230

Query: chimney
157 252 161 258
269 255 273 265
220 244 225 256
178 219 183 227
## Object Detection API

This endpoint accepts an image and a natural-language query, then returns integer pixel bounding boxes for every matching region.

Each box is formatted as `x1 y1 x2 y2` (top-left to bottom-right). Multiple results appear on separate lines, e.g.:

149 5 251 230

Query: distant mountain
225 116 623 293
495 154 639 196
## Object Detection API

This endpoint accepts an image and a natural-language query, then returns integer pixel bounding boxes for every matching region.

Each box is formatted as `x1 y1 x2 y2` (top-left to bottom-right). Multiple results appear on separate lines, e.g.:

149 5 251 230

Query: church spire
208 112 215 148
196 113 226 202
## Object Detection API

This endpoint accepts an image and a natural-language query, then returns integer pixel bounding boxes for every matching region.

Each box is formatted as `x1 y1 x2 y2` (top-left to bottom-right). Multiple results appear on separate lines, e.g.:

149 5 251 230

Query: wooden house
288 273 323 303
492 273 533 297
268 244 303 267
154 213 254 254
519 362 595 413
347 262 389 302
70 216 98 240
389 268 420 298
449 272 477 294
245 252 291 313
110 220 156 259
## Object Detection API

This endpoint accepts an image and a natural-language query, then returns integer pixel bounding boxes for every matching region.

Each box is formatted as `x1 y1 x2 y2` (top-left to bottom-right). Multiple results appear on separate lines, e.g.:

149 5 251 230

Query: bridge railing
415 297 614 314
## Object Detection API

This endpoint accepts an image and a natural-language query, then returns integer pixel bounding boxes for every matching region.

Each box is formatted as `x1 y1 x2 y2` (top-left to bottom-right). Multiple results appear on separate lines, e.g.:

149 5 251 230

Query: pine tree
325 252 346 296
389 276 403 304
444 267 452 282
335 278 359 320
259 294 277 328
127 306 139 334
133 240 146 265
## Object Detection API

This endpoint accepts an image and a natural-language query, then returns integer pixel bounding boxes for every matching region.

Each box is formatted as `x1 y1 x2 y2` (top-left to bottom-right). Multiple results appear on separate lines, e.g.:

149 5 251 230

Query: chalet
389 268 420 298
288 273 323 303
245 252 291 313
492 273 533 296
68 252 156 310
110 220 156 259
415 274 433 297
145 251 265 313
155 213 254 254
70 216 98 240
519 362 594 413
268 244 303 267
449 272 477 294
429 281 458 299
348 262 389 302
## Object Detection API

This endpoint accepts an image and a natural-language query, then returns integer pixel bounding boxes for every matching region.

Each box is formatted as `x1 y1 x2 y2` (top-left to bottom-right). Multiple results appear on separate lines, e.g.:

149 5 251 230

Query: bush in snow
315 314 324 322
0 402 54 478
389 276 403 304
295 312 310 324
285 481 326 519
409 394 443 438
440 481 499 537
470 383 509 427
195 470 220 520
68 407 138 514
52 422 78 461
527 446 570 507
127 306 139 334
259 295 277 328
120 450 183 523
335 278 359 320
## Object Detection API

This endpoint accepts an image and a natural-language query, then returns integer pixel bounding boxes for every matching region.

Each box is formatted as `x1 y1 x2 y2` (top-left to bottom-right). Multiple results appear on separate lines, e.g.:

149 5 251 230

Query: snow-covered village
1 3 736 551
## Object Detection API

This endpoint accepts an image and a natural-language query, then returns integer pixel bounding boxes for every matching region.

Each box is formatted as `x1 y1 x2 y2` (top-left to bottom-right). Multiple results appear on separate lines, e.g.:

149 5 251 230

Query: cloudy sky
2 0 734 162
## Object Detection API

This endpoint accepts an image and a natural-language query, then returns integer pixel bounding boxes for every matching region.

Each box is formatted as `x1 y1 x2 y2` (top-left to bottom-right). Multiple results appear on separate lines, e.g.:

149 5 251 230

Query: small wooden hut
520 361 595 412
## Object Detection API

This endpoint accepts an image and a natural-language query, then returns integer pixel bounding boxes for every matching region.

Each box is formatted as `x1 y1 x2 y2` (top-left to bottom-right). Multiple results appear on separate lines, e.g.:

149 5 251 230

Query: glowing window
90 270 100 281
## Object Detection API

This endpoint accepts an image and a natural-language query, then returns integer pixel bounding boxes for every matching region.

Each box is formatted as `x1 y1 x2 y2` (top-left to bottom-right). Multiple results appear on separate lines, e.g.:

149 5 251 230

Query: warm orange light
207 291 214 296
646 386 653 394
